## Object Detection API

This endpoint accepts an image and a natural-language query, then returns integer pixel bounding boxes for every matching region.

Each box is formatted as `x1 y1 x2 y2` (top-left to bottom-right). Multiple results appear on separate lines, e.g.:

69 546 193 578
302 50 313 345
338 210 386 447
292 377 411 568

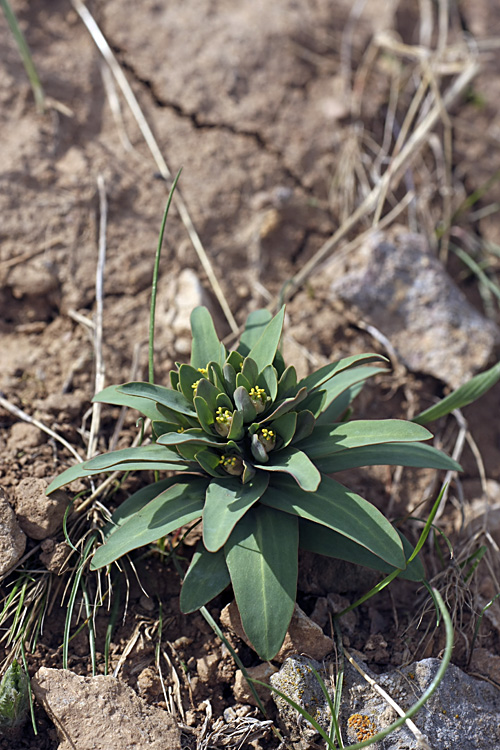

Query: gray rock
31 667 181 750
0 490 26 576
271 655 500 750
329 231 499 388
13 477 69 540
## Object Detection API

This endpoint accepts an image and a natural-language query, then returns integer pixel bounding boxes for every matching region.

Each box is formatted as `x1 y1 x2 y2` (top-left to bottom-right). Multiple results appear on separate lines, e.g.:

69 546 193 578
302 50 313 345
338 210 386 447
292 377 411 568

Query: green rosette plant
47 306 461 660
0 660 30 731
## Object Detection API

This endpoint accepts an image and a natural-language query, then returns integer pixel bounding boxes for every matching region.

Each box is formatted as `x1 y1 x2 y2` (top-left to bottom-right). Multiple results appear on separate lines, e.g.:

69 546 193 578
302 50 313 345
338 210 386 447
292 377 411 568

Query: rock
469 648 500 686
233 662 278 706
0 490 26 576
328 230 500 388
270 655 331 747
31 667 181 750
158 268 211 357
196 653 219 683
13 478 69 540
39 539 70 575
220 601 333 662
271 655 500 750
6 422 44 451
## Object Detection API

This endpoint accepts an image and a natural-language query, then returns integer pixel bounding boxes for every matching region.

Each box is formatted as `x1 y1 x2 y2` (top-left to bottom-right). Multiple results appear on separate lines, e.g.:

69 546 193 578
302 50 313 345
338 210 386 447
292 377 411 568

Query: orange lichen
347 713 378 742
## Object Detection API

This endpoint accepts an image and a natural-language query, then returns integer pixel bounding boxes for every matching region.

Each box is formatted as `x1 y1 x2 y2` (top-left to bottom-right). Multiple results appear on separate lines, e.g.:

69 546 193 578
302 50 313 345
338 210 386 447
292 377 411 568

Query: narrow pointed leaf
315 441 462 473
301 366 387 417
46 445 189 493
108 477 179 529
118 382 196 417
156 430 224 450
180 543 231 613
238 309 272 356
263 387 308 422
255 447 320 491
261 475 405 568
193 396 215 433
316 380 366 424
93 384 167 422
203 472 269 552
297 353 388 391
190 306 225 368
90 479 208 569
297 420 432 459
248 306 285 373
277 365 297 399
224 504 298 660
257 364 278 402
413 361 500 425
298 519 425 582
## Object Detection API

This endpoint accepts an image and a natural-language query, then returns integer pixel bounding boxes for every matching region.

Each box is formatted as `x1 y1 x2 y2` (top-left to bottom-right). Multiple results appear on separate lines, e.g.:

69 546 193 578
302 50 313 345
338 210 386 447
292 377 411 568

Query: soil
1 1 500 748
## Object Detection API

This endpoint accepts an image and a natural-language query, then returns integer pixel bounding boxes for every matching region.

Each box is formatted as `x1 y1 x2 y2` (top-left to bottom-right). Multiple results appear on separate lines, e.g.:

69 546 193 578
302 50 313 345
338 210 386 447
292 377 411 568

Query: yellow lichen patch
347 713 378 742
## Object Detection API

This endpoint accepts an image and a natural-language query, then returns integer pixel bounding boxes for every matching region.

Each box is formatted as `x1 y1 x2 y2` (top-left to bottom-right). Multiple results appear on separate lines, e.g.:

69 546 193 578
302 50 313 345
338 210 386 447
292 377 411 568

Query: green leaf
297 353 387 391
413 361 500 424
223 363 237 393
46 445 190 493
238 309 272 356
241 357 259 385
272 411 297 447
195 448 224 477
156 430 224 450
302 366 387 417
90 478 208 569
195 377 219 412
227 350 244 371
180 543 231 613
228 409 245 441
108 477 179 531
257 364 278 402
178 364 205 401
0 660 30 729
234 386 258 422
277 365 297 399
255 447 321 491
235 372 252 391
297 420 432 459
193 396 215 433
247 306 285 373
316 380 365 424
118 382 196 417
216 391 233 411
261 474 405 568
292 410 316 442
190 306 225 369
264 387 308 422
315 441 462 473
203 472 269 552
298 519 425 582
224 504 298 660
93 384 168 422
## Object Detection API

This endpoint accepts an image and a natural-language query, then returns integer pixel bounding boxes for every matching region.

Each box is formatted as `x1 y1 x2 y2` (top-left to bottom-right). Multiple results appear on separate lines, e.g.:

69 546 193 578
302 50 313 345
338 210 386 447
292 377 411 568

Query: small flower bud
248 386 269 414
219 454 244 476
214 407 233 437
257 427 276 452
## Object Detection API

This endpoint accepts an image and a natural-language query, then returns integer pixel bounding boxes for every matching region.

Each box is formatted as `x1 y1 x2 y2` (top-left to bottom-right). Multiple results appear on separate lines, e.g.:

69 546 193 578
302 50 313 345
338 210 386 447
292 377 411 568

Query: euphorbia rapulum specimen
47 307 460 660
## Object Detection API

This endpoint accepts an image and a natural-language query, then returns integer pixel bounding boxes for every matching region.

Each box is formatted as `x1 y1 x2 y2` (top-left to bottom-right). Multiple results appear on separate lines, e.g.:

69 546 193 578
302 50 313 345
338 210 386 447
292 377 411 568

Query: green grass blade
1 0 45 112
413 361 500 424
149 170 182 383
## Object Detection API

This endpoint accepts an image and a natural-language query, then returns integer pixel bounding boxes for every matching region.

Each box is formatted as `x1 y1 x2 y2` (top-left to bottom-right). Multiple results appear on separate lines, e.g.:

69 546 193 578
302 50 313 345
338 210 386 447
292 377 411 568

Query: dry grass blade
70 0 238 334
87 175 107 459
345 649 430 746
285 54 479 298
0 395 83 464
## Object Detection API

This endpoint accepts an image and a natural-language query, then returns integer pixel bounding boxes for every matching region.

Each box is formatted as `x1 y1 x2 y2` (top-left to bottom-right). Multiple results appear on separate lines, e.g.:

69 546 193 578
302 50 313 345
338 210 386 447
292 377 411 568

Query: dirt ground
1 1 500 748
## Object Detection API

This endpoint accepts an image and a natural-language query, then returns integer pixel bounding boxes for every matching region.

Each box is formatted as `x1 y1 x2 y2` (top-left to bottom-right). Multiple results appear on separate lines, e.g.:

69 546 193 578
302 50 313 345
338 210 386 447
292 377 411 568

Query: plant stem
149 170 182 384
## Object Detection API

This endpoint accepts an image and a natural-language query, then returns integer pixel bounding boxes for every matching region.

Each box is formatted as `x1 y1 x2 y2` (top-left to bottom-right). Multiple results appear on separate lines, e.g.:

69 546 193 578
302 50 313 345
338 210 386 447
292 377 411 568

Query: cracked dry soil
1 1 500 748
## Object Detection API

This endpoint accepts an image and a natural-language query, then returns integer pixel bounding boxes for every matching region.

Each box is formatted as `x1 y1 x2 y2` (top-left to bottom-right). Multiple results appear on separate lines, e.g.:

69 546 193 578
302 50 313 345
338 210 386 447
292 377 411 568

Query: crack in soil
110 44 314 196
